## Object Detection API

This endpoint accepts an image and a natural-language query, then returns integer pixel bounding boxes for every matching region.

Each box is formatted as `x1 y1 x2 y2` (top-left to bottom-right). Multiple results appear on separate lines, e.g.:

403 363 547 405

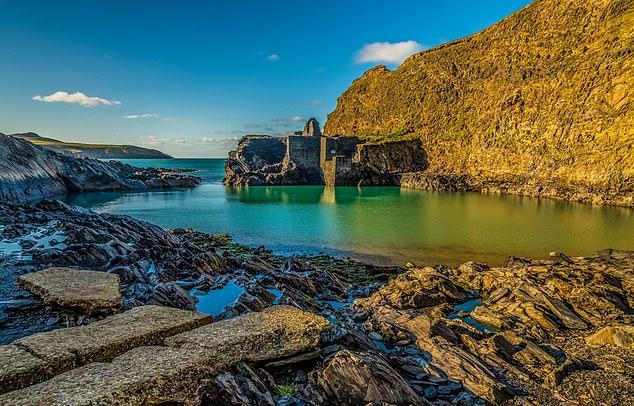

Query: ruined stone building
224 118 426 187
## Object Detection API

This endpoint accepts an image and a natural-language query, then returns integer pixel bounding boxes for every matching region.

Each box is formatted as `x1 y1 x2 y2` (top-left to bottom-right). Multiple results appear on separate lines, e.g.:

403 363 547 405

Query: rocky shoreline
0 133 201 203
0 199 632 405
400 172 634 208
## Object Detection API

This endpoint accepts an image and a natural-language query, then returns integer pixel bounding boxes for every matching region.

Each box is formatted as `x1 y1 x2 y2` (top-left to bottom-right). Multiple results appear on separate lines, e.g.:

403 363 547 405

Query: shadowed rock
18 267 122 315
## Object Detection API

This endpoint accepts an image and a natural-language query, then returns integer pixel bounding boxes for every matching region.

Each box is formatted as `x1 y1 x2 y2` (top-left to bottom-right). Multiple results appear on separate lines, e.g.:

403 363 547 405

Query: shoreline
0 199 632 404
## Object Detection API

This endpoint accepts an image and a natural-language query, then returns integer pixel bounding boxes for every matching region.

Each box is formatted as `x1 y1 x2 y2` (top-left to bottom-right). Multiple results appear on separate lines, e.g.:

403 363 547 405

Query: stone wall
286 136 321 170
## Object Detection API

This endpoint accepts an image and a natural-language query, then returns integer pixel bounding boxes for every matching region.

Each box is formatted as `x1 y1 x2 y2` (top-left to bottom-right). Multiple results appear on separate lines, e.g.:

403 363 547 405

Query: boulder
315 349 428 405
586 325 634 349
18 267 122 315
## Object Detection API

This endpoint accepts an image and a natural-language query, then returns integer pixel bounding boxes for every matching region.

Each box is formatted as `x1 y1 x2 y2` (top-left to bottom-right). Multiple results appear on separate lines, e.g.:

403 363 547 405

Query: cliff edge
325 0 634 206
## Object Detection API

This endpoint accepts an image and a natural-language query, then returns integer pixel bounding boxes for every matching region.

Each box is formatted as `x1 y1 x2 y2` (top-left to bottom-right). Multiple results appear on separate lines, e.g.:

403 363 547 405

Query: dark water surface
58 158 634 266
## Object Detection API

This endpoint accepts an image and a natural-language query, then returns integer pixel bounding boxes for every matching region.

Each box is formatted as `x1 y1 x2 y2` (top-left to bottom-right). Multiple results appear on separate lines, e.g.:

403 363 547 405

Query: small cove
56 158 634 267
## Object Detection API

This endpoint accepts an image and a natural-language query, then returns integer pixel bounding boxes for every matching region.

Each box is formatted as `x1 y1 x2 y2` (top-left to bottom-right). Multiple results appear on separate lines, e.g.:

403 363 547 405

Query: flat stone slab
0 345 64 396
166 305 332 364
0 305 211 394
1 305 330 405
18 267 122 315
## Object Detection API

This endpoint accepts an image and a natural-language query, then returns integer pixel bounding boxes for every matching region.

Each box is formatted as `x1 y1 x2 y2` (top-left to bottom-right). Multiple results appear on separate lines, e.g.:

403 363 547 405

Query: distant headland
11 132 172 159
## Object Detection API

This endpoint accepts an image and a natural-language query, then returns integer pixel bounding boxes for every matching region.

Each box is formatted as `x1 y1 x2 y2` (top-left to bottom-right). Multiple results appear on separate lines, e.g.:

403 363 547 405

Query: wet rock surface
0 133 201 203
0 199 632 405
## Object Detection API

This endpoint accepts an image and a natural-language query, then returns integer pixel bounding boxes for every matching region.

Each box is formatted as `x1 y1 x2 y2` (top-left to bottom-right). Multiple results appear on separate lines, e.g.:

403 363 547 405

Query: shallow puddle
191 281 244 316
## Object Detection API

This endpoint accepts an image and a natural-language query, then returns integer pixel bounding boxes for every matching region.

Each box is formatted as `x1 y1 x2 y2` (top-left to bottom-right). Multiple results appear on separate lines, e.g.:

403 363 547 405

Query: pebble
368 331 384 341
424 386 438 400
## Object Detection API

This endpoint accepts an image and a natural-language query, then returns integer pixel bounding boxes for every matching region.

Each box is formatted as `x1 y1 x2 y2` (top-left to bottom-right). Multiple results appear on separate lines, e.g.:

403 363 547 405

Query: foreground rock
353 250 634 404
1 199 632 404
18 267 121 315
225 118 426 187
0 133 201 203
0 305 211 395
0 306 330 405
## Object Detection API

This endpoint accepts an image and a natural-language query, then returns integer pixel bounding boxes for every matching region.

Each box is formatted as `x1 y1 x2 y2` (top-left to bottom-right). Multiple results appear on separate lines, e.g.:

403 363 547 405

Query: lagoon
58 158 634 266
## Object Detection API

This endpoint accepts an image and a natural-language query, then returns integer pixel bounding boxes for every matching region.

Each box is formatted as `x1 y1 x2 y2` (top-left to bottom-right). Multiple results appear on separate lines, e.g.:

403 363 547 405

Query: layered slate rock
353 250 634 404
18 267 122 315
316 349 429 405
0 305 211 394
0 133 201 203
325 0 634 207
0 306 331 405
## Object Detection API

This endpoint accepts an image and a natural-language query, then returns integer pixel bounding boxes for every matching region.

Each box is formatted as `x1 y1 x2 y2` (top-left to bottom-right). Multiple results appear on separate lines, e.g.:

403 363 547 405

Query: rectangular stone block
0 305 211 394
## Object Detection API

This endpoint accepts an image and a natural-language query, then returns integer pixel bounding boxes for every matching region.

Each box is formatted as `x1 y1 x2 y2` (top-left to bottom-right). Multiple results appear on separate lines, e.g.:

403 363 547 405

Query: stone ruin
224 118 428 187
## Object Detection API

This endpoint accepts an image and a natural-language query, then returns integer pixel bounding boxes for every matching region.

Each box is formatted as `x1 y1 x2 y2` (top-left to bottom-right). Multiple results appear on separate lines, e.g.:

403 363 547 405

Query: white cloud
290 115 303 122
267 54 280 62
32 91 121 107
310 100 322 107
354 40 425 64
121 113 159 119
143 135 186 146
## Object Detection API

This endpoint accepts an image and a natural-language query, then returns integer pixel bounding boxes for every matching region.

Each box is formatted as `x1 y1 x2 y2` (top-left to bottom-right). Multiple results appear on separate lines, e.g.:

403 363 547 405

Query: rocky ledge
0 200 632 405
0 133 201 203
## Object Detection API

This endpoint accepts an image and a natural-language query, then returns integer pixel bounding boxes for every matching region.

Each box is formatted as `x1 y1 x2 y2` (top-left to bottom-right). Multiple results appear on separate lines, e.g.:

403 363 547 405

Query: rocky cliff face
0 134 200 203
325 0 634 206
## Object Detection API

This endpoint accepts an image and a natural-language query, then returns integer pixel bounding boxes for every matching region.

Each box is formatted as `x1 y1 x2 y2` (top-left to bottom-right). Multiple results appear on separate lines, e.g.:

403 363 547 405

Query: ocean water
58 158 634 266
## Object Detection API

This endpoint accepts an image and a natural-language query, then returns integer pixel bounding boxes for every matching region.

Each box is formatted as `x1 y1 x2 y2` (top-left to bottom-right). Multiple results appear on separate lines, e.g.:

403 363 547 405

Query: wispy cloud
121 113 159 119
266 53 280 62
354 40 425 64
32 91 121 107
290 115 303 122
142 135 186 146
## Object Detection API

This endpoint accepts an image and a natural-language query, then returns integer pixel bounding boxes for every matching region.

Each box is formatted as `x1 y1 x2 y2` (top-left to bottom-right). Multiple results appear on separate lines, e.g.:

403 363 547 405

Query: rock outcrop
325 0 634 206
0 133 200 203
353 250 634 404
1 198 632 404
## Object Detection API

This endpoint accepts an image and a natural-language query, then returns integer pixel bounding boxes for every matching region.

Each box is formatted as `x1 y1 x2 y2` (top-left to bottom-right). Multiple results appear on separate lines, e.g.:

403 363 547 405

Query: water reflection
56 160 634 267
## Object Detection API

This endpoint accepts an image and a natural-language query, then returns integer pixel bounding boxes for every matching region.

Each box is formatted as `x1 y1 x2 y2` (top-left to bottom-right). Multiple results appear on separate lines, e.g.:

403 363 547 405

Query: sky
0 0 531 157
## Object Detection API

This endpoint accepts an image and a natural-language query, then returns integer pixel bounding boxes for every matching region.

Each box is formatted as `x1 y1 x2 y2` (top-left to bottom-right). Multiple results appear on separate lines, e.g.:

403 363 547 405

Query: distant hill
325 0 633 206
11 132 172 159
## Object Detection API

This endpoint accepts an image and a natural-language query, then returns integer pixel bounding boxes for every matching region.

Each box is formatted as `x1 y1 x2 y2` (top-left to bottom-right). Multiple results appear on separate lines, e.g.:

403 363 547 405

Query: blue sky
0 0 531 157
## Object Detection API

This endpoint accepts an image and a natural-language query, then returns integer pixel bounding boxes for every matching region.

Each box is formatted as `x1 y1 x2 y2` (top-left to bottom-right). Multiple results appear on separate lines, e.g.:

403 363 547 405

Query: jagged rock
302 117 322 137
353 250 634 404
324 0 634 207
18 267 122 315
586 324 634 349
0 133 200 203
316 349 429 405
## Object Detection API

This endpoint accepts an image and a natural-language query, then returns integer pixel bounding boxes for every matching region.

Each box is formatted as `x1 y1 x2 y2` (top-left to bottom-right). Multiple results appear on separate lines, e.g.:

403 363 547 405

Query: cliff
11 132 172 159
325 0 634 206
0 134 199 203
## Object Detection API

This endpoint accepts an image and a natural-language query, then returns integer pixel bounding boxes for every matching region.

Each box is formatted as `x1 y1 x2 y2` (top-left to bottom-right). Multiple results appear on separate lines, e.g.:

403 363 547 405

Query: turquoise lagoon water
59 158 634 266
